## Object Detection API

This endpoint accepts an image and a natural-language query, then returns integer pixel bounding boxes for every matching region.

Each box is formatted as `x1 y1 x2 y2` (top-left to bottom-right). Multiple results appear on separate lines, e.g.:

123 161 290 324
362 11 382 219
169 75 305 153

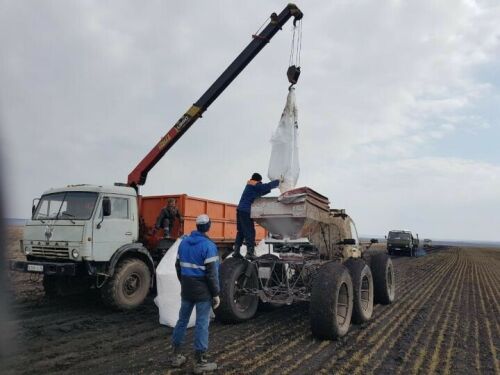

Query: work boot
171 346 187 368
193 351 217 374
233 246 243 259
245 247 256 260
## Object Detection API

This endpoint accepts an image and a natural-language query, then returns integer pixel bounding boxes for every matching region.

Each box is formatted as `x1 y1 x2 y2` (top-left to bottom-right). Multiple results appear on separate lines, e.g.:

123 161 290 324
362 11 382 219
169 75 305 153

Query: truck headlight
24 246 32 255
71 249 79 259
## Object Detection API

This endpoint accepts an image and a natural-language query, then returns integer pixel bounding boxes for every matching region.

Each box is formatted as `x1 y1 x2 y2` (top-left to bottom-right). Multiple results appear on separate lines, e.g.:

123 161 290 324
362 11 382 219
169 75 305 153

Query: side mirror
384 235 387 239
370 238 378 244
340 238 356 245
102 197 111 217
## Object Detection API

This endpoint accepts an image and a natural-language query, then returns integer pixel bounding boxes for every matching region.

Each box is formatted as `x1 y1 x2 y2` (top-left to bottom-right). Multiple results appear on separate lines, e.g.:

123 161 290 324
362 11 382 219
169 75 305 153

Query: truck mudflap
9 260 76 276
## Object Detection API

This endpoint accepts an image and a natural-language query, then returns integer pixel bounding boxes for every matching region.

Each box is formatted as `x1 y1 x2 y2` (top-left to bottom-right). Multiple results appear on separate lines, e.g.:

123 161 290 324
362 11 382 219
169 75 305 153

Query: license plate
27 264 44 272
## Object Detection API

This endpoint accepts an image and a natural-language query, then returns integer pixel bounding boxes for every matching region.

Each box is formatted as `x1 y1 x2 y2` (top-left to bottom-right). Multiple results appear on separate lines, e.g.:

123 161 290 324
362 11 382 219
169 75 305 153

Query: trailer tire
371 253 395 305
43 275 59 297
101 258 151 310
310 262 353 340
215 258 258 323
344 259 374 324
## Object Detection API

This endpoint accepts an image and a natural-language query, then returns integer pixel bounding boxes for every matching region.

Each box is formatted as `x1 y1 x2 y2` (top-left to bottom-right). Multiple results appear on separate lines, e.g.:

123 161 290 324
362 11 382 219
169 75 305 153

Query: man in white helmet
170 214 220 374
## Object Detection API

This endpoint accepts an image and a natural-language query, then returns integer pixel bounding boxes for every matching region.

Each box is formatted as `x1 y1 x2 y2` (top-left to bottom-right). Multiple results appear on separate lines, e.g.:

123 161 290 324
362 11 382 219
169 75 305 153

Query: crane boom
127 3 303 188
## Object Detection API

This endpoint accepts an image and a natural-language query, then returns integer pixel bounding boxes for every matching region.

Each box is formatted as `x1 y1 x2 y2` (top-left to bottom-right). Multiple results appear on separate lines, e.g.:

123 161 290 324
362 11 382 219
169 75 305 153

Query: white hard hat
196 214 210 225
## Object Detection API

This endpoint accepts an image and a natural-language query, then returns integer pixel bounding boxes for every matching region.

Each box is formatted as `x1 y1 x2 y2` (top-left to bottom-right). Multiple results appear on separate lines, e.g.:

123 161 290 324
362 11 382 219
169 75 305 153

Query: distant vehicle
423 238 432 249
386 230 419 257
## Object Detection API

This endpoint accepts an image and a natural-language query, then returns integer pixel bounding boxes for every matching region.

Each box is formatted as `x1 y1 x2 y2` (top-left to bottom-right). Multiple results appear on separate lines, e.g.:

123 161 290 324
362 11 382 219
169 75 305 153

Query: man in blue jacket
171 214 219 374
234 173 280 259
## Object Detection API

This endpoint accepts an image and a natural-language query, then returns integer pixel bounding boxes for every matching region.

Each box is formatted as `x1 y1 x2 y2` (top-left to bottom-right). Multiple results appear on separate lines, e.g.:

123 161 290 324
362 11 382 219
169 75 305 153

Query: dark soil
4 227 499 374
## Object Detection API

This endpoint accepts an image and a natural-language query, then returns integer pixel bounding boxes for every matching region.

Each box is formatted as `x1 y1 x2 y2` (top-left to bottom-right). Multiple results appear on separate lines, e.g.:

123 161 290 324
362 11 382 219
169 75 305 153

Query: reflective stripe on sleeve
180 262 206 270
204 256 219 264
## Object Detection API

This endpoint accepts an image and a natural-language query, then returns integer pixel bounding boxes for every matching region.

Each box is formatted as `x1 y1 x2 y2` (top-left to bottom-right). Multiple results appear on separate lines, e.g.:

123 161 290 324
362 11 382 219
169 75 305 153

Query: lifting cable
287 19 302 88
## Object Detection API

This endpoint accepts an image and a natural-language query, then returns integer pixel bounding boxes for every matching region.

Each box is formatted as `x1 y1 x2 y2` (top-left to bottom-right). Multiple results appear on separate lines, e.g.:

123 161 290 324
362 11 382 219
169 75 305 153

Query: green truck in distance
386 230 419 257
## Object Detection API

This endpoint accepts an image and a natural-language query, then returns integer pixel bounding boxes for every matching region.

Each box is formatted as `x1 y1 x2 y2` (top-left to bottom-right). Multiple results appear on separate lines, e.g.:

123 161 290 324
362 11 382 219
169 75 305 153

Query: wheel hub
124 273 141 296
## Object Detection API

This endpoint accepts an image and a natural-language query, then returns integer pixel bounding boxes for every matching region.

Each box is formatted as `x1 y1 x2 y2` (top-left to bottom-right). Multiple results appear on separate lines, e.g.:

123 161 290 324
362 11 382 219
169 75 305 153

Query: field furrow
5 226 500 375
319 250 458 374
474 261 500 374
425 251 467 374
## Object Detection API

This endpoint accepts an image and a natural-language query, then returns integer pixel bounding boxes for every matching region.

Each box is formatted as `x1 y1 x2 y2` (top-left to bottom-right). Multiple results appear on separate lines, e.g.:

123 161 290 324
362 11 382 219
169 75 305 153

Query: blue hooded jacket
237 179 280 213
175 230 220 301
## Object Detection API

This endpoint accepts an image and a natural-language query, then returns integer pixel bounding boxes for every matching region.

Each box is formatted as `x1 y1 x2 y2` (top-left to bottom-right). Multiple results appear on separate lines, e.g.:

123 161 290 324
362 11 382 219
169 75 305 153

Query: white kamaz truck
11 185 156 309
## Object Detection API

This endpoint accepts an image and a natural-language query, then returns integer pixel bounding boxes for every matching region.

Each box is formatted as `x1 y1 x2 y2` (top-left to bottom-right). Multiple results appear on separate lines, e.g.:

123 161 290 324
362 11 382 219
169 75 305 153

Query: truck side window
109 197 129 219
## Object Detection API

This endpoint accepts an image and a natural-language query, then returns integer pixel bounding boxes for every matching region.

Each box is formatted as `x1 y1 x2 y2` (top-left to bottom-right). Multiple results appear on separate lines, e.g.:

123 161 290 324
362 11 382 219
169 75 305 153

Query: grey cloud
1 0 499 241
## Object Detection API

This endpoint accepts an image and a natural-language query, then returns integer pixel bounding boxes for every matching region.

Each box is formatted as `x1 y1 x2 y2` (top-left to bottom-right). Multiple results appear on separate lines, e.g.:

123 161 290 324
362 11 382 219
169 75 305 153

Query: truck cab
11 185 155 309
386 230 419 257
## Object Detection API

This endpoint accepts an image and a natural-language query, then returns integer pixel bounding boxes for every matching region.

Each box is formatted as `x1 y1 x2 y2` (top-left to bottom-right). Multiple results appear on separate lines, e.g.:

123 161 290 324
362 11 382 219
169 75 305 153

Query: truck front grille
31 246 69 259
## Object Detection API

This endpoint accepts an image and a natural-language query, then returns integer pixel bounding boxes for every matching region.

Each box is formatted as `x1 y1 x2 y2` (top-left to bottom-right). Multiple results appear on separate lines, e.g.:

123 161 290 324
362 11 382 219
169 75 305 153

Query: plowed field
4 227 500 374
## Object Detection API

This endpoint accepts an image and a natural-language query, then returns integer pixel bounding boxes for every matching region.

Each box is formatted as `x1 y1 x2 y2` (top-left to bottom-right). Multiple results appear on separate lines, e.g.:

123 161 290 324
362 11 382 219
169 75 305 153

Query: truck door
92 195 137 261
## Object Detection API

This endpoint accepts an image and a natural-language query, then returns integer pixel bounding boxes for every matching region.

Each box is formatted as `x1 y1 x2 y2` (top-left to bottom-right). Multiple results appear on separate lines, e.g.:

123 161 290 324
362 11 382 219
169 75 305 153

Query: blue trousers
235 210 256 249
171 299 212 352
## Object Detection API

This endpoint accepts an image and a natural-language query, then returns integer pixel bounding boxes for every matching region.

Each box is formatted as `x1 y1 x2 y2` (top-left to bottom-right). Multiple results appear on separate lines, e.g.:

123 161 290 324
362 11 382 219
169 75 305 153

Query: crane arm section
127 3 303 188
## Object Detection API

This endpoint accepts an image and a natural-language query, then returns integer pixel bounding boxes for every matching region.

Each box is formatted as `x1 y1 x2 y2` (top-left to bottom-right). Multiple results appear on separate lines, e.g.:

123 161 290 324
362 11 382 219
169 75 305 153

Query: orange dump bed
139 194 266 250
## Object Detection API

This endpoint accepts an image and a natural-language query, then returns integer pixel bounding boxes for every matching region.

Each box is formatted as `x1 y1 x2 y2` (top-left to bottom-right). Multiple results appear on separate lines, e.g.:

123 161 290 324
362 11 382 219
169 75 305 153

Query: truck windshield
389 232 411 240
33 192 98 220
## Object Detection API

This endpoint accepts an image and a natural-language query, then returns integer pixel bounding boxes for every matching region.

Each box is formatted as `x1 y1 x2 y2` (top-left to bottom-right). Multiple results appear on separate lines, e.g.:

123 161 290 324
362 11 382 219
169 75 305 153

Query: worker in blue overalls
234 173 280 259
170 214 220 374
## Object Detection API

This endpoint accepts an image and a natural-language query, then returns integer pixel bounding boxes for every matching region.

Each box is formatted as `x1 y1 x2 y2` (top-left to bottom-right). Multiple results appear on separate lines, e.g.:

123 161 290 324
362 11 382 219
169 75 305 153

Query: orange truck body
139 194 266 252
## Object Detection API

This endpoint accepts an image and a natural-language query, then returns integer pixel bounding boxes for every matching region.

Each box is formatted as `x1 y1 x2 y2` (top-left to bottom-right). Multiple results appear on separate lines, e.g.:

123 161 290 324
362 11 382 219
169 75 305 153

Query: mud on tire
371 253 395 305
310 262 353 340
344 258 374 324
101 258 151 310
215 257 259 323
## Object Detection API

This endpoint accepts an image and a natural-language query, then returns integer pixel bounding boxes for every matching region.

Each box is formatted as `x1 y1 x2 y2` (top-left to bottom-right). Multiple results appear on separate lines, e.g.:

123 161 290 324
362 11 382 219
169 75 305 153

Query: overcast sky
1 0 499 241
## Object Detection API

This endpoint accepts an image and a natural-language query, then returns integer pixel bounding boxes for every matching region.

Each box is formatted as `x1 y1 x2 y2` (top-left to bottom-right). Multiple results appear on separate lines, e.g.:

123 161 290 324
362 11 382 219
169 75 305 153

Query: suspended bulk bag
268 88 300 193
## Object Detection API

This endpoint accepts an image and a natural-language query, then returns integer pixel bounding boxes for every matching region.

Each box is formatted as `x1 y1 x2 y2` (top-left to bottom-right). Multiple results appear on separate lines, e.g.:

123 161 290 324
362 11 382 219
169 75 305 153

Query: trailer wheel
310 262 353 339
344 258 374 323
43 275 59 297
215 258 259 323
101 258 151 310
371 253 395 305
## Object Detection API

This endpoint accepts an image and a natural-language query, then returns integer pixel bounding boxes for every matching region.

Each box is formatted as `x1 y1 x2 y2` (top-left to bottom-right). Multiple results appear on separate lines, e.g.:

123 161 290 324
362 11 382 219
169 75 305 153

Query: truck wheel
344 259 374 324
371 253 395 305
43 275 59 297
215 258 259 323
101 258 151 310
310 262 353 339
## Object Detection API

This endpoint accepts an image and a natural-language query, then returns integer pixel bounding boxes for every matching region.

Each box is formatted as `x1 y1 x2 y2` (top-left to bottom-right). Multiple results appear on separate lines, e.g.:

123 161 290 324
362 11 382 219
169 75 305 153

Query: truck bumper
9 260 77 276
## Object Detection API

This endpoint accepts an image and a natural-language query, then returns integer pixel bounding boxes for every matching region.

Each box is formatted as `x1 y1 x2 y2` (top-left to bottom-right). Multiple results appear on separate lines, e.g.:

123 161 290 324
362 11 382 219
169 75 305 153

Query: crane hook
287 65 301 86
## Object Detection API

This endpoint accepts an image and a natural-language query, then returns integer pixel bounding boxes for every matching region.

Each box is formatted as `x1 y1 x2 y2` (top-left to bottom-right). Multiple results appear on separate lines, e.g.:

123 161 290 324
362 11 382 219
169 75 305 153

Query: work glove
212 296 220 309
